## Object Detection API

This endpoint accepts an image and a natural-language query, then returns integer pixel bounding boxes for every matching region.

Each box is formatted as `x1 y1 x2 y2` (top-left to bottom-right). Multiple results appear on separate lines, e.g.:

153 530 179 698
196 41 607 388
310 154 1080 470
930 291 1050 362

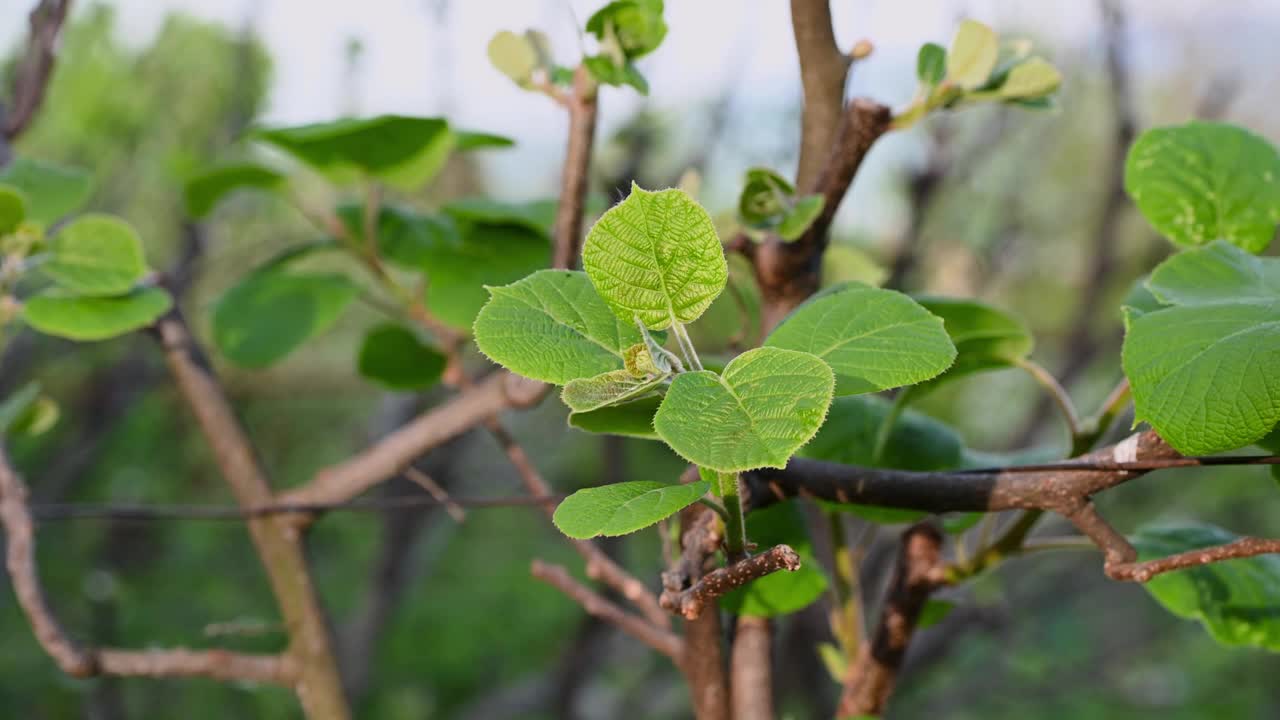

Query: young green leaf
583 56 650 94
776 195 824 241
452 130 515 151
1124 121 1280 253
765 283 956 396
0 383 41 436
1122 242 1280 455
916 42 947 86
568 396 662 439
212 271 358 368
0 158 92 226
947 19 999 90
357 324 447 391
912 297 1033 391
720 502 828 617
822 245 887 287
487 30 540 87
654 347 834 472
997 57 1061 99
1132 524 1280 652
41 215 148 296
0 184 27 234
561 369 667 413
23 287 173 341
474 270 649 385
583 184 727 330
184 162 285 218
585 0 667 59
552 478 709 539
254 115 454 192
738 167 793 228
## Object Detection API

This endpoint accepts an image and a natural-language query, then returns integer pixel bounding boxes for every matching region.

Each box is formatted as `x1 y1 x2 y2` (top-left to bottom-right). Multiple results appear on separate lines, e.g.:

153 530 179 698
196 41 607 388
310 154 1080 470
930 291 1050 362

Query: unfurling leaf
1125 121 1280 253
776 195 824 241
474 270 648 385
585 0 667 59
947 19 999 90
765 283 956 396
583 183 727 330
488 31 540 87
553 478 709 539
561 369 667 413
654 347 834 472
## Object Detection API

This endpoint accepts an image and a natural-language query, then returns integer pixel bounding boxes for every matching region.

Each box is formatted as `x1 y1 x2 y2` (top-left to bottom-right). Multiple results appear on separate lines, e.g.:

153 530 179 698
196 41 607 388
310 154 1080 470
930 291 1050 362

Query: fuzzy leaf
1124 121 1280 253
947 19 999 90
583 184 727 330
998 57 1061 99
553 479 709 539
766 283 956 396
654 347 834 472
474 270 648 385
776 195 824 241
487 30 539 86
561 369 667 413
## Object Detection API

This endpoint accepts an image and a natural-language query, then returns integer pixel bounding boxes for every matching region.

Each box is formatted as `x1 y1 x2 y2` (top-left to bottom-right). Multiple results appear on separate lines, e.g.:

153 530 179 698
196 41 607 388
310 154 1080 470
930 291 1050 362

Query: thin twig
402 466 465 522
659 545 802 620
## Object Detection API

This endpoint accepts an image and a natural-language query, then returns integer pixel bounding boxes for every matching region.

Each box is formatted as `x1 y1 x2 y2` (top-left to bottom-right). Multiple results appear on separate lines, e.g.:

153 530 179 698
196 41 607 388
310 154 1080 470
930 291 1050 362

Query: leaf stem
704 467 747 561
1015 358 1082 445
671 321 703 371
871 391 908 464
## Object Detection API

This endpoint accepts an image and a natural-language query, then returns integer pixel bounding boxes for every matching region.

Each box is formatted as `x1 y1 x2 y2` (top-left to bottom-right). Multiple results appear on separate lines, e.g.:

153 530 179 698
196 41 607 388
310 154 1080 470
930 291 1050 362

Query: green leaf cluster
736 167 825 241
583 0 666 94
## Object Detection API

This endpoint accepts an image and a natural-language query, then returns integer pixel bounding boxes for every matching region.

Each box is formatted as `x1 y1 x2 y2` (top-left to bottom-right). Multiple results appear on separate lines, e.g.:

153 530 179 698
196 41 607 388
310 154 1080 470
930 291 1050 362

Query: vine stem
703 467 747 561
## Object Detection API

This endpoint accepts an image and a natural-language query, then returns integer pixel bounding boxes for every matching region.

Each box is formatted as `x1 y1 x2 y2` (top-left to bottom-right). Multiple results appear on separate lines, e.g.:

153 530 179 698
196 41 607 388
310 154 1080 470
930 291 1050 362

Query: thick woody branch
670 503 730 720
790 0 852 190
1 0 72 150
531 559 683 661
730 616 775 720
838 523 946 717
660 545 801 620
754 98 891 329
153 314 348 719
551 66 599 270
1 447 292 687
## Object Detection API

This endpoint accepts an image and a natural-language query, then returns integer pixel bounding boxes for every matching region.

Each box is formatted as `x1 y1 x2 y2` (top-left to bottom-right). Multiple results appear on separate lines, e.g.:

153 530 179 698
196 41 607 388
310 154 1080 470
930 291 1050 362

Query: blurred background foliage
1 2 1278 718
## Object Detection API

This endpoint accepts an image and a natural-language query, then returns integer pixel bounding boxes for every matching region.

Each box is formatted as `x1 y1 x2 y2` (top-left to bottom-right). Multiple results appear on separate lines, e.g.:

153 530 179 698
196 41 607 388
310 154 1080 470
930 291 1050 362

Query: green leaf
561 369 668 413
452 130 515 152
998 57 1061 99
777 195 825 241
583 184 727 330
254 115 454 192
916 42 947 86
823 244 887 287
1124 121 1280 253
184 163 285 218
947 19 999 90
585 0 667 59
0 383 59 438
212 271 358 368
918 599 956 629
721 502 828 617
801 395 964 524
1121 275 1163 320
421 220 549 330
487 31 539 86
568 396 661 439
0 158 92 225
1132 524 1280 652
913 297 1032 390
0 184 27 234
738 167 793 228
41 215 148 296
765 283 956 396
357 324 447 391
1122 242 1280 455
474 270 648 384
23 287 172 341
443 198 556 237
583 55 650 94
552 478 709 539
654 347 834 472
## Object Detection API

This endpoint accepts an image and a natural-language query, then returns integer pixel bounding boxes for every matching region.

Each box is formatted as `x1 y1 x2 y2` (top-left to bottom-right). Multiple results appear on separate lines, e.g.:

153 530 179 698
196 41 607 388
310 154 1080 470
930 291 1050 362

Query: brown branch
754 98 892 330
838 523 946 717
790 0 852 190
551 66 599 270
530 559 683 660
0 446 293 686
672 503 730 720
153 314 349 719
660 545 802 620
1 0 72 152
730 616 775 720
280 371 547 509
